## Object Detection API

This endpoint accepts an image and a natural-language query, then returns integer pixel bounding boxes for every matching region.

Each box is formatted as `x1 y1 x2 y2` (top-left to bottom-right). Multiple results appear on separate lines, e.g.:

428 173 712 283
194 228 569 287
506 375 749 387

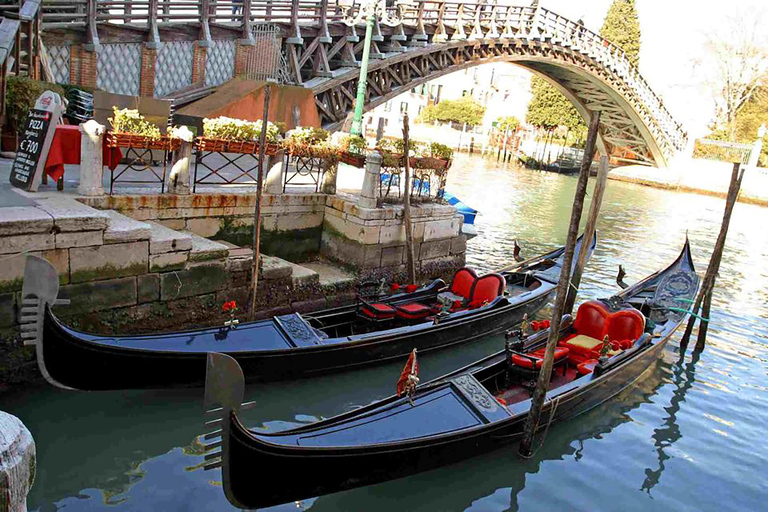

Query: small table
43 124 123 190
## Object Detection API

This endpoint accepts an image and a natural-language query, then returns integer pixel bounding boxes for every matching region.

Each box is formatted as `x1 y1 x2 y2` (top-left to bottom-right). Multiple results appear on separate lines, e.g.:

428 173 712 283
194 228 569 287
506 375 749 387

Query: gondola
202 240 698 510
21 235 596 390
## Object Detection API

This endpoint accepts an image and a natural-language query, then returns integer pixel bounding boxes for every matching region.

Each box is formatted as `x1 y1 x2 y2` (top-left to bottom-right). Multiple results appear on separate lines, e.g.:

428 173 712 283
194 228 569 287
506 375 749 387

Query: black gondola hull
41 292 551 390
226 336 669 509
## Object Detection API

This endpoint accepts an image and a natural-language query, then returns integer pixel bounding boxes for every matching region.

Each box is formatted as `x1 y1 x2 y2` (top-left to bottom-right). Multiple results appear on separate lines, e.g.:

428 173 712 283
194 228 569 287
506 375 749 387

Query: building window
417 106 424 115
400 102 408 114
384 101 392 112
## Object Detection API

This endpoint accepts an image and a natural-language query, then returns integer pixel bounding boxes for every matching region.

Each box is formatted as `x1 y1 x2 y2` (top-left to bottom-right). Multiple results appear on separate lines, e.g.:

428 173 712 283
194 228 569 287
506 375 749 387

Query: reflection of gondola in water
641 350 700 494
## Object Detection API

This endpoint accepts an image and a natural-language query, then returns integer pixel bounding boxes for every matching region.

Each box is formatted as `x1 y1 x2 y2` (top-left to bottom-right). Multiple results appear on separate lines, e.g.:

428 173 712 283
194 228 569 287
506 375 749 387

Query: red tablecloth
45 125 123 181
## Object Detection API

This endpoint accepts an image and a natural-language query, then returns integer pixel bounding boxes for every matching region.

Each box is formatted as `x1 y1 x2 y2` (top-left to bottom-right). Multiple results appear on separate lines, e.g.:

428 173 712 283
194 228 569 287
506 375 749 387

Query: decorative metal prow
20 255 72 389
513 239 525 262
617 265 628 289
202 353 253 472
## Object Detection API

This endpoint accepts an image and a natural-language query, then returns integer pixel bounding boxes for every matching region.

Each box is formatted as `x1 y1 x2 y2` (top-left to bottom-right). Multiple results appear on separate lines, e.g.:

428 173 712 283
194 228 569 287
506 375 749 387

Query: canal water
3 154 767 511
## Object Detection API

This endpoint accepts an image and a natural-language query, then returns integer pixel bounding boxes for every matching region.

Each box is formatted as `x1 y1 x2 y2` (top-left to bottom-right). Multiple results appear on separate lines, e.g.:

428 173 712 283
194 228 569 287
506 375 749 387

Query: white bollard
167 126 194 194
359 150 381 208
264 152 285 194
0 412 36 512
77 120 105 196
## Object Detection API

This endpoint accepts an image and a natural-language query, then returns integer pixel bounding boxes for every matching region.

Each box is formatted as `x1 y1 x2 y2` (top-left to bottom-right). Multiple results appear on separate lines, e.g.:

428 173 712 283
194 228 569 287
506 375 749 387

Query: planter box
195 137 280 155
106 132 181 151
340 151 366 167
413 156 451 171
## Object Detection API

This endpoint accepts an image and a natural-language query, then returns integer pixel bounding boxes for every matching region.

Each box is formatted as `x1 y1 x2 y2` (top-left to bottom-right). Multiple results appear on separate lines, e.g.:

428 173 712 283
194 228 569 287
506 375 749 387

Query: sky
531 0 768 138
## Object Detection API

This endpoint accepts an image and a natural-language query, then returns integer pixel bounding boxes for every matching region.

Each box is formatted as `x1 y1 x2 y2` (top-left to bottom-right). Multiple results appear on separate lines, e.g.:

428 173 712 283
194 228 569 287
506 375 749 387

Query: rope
525 394 562 458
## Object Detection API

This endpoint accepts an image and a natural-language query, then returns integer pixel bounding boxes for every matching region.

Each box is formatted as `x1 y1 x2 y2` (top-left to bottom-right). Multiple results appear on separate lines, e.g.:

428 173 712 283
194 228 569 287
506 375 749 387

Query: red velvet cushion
510 347 569 369
450 268 477 298
577 359 599 375
396 303 431 320
362 303 396 319
605 309 646 342
469 273 505 305
573 300 609 340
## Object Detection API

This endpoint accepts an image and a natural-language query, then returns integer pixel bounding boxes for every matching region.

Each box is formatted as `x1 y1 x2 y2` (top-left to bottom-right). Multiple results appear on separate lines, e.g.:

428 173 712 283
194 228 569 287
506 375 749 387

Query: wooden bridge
2 0 688 167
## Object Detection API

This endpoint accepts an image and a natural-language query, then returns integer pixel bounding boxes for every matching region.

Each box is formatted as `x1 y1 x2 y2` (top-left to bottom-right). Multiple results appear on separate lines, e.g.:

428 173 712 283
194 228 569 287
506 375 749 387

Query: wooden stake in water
518 112 600 458
680 162 744 352
249 83 272 320
402 113 417 284
564 155 609 315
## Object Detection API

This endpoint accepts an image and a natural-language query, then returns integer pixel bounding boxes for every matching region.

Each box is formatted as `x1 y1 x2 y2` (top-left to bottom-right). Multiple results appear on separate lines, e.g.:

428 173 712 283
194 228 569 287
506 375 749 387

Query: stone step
103 210 151 244
182 231 230 262
146 221 193 254
261 254 294 280
33 196 110 232
285 260 319 288
301 261 355 288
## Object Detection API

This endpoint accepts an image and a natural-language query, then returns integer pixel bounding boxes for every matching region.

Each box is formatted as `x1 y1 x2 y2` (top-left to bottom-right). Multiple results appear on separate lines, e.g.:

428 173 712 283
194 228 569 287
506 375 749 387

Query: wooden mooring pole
564 155 609 315
402 113 417 284
518 112 601 457
249 83 272 320
680 162 744 352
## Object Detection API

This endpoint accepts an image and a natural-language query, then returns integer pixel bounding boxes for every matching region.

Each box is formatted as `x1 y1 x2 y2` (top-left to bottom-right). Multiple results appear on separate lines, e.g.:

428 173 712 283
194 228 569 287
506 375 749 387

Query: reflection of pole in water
641 351 699 494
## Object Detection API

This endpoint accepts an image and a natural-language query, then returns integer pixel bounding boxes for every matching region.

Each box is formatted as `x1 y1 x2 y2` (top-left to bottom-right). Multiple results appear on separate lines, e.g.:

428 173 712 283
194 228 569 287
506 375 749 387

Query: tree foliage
418 96 486 126
600 0 641 67
495 116 520 132
525 77 585 132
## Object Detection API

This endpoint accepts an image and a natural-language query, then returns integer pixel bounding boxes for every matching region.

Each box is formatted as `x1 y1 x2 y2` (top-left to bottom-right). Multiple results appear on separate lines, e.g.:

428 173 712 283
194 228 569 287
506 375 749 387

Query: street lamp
339 0 414 136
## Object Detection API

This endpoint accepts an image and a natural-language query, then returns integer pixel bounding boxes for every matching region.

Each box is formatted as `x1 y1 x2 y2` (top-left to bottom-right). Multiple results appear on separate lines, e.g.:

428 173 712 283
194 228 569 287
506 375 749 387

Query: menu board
9 91 62 192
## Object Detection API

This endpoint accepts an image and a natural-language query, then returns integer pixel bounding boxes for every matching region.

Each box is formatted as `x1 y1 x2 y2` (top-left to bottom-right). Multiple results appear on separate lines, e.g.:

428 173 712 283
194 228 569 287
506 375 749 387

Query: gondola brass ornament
520 313 530 337
222 300 239 329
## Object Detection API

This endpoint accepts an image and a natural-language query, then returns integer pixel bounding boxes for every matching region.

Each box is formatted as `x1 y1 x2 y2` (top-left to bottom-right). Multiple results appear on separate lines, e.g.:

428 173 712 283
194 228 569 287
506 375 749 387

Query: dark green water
3 154 767 511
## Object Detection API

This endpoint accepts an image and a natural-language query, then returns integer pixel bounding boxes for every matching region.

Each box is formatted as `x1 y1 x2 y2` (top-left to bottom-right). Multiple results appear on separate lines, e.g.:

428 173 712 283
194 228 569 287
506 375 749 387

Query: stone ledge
70 241 149 283
160 260 227 300
261 255 293 280
0 232 55 255
184 232 230 262
55 276 138 315
0 249 69 293
103 210 152 244
35 197 110 232
55 230 104 249
147 221 193 254
0 206 53 236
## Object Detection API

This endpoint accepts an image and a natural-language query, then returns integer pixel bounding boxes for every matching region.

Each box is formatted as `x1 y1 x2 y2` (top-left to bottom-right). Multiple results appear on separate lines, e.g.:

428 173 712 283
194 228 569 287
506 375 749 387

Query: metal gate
242 24 291 84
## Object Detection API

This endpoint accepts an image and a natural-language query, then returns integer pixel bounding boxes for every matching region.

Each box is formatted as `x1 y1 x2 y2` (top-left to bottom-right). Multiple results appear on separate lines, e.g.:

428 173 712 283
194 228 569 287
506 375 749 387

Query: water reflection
641 351 699 495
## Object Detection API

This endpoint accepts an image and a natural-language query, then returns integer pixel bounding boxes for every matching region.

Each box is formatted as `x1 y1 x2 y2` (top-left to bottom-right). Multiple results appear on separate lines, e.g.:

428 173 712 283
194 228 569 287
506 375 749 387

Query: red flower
390 283 401 292
222 300 237 312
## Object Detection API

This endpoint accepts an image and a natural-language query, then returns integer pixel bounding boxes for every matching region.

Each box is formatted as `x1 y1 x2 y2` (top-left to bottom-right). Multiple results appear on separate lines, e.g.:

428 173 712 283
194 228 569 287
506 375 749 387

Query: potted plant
196 116 282 155
415 142 453 172
338 133 368 167
106 107 180 151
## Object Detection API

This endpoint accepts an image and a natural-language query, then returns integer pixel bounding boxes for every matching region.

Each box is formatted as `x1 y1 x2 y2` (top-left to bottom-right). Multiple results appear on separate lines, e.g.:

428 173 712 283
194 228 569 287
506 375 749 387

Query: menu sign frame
9 90 63 192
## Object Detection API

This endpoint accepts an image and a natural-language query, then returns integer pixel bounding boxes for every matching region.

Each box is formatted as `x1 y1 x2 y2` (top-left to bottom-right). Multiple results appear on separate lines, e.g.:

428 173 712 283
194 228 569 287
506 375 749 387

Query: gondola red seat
560 300 646 365
438 267 478 305
577 359 599 375
361 303 397 320
467 273 506 308
395 303 431 320
510 346 570 369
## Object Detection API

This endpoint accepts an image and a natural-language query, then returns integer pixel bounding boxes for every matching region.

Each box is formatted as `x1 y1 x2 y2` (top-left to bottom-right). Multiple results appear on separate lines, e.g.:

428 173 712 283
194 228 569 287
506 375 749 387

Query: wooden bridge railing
15 0 686 154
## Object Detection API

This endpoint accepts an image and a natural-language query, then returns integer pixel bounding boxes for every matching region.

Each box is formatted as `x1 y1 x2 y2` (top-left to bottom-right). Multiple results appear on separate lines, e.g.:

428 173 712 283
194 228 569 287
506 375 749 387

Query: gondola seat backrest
467 273 506 308
572 300 608 340
450 267 478 299
564 301 646 363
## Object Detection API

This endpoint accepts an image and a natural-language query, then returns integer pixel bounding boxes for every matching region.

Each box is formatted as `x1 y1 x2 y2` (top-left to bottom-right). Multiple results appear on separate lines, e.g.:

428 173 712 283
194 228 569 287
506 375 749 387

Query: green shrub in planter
109 107 162 138
5 77 66 134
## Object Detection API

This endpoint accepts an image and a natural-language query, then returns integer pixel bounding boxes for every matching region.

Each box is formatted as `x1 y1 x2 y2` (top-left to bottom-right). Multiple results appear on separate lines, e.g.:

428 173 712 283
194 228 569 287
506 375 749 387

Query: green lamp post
339 0 414 136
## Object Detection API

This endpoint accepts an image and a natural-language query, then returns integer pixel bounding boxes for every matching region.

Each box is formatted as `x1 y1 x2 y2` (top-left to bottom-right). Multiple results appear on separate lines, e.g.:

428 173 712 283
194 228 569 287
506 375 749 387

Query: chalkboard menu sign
9 91 62 192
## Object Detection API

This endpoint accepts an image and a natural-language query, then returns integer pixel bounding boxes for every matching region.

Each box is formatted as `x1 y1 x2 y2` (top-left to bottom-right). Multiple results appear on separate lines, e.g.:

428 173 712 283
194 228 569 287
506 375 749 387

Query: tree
495 116 520 132
525 77 585 132
703 12 768 141
600 0 641 67
418 96 486 127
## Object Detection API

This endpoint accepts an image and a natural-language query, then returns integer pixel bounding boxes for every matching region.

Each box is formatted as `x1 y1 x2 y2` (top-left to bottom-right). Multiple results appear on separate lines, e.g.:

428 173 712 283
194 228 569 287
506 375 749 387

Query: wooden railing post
451 3 467 40
85 0 100 50
410 0 428 44
199 0 212 44
318 0 331 42
147 0 160 48
286 0 302 43
433 1 448 42
241 0 254 42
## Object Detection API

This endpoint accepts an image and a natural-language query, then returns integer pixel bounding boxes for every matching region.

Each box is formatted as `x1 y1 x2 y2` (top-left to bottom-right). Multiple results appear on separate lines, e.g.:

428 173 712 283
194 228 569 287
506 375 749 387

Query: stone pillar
166 127 194 194
321 163 337 195
0 411 36 512
359 150 381 208
265 151 285 194
77 120 105 196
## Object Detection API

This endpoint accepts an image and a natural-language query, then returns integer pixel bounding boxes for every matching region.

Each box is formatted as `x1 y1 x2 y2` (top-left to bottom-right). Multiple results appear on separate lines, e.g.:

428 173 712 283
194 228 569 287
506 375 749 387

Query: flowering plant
203 116 282 143
222 300 240 329
109 107 161 139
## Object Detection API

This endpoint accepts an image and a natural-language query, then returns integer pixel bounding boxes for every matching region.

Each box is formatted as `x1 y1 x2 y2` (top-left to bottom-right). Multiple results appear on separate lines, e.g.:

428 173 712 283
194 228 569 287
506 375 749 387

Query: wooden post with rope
402 113 417 284
518 112 600 458
248 83 272 320
680 162 744 352
564 155 609 315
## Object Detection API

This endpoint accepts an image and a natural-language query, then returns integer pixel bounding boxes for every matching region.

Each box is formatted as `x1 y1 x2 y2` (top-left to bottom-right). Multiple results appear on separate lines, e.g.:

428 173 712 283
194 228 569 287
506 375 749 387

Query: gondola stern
21 255 76 390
